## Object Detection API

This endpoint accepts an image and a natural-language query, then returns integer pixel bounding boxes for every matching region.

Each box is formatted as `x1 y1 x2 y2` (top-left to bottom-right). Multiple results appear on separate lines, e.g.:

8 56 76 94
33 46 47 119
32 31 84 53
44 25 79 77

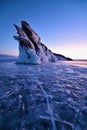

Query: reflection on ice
65 60 87 68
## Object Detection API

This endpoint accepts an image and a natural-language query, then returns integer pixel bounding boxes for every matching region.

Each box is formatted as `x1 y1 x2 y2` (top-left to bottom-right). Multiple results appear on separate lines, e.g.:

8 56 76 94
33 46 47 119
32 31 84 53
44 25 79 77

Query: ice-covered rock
14 21 72 64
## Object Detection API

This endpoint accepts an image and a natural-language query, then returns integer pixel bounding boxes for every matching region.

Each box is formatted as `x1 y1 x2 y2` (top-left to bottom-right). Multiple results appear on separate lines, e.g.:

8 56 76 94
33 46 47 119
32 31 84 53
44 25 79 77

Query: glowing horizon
52 43 87 59
1 44 87 60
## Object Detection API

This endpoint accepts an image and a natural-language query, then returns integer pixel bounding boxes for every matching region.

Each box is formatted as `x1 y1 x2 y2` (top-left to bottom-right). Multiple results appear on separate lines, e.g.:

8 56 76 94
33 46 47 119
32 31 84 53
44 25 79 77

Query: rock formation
14 21 72 64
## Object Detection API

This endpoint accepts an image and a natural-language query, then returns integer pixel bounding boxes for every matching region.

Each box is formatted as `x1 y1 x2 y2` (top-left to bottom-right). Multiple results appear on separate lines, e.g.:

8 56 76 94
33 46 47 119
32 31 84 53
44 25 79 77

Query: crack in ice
37 80 57 130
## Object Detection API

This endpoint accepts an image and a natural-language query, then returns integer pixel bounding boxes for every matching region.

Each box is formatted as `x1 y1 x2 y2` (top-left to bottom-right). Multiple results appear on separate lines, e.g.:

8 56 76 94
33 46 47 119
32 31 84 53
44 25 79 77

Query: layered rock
14 21 72 64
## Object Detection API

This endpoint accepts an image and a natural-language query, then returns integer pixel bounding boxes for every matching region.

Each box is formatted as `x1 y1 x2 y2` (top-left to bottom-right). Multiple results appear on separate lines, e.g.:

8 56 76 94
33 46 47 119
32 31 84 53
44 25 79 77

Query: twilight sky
0 0 87 59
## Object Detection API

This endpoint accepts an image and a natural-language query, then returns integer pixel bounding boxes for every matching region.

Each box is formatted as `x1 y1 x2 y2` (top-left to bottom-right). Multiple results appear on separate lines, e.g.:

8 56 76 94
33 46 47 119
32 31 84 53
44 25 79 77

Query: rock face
14 21 72 64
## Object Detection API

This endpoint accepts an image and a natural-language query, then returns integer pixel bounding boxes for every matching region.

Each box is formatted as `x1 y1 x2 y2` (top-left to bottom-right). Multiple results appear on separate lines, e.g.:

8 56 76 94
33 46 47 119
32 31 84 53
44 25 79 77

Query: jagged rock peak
14 21 72 64
21 21 41 43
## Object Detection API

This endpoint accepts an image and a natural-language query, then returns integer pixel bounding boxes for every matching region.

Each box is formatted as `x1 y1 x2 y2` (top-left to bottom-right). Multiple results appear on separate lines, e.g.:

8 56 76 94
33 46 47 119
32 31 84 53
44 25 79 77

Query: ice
14 21 72 65
0 55 17 62
0 59 87 130
17 45 41 64
17 43 57 64
37 81 56 130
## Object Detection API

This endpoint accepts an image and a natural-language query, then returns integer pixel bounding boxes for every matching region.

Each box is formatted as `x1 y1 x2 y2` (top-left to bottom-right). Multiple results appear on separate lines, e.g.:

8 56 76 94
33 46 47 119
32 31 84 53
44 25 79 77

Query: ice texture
14 21 72 64
0 59 87 130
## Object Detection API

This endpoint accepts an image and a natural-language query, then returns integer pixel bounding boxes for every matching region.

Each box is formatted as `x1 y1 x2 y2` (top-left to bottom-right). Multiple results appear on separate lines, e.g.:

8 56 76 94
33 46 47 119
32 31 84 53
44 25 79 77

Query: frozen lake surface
0 58 87 130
